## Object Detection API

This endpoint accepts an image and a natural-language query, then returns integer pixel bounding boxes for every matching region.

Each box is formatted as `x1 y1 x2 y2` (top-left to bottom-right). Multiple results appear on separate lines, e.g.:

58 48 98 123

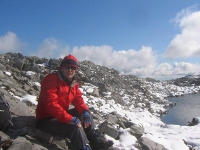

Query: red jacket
36 72 89 123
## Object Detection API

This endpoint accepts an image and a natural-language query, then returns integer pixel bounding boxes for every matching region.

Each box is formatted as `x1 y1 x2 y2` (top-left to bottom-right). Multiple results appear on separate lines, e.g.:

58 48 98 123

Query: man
35 54 113 150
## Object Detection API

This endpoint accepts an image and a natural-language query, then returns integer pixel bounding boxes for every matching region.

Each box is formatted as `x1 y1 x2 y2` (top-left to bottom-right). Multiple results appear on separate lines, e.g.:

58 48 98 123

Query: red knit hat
60 54 78 69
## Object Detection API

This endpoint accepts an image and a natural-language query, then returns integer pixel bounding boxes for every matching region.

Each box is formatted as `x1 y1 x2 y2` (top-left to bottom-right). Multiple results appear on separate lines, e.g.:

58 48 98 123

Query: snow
119 130 138 149
33 82 41 87
26 71 35 75
3 70 200 150
4 71 11 76
20 88 199 149
20 95 38 105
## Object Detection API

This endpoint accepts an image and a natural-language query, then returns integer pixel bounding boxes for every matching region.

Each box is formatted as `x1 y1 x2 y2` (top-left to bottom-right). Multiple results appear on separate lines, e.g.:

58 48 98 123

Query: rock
91 88 99 97
0 131 10 142
129 124 144 138
0 52 199 150
7 136 32 150
140 137 168 150
107 113 118 125
187 117 200 126
26 128 69 150
98 120 119 139
14 60 24 71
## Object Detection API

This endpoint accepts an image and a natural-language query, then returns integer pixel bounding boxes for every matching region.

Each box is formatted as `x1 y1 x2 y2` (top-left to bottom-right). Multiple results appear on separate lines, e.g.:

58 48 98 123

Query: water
161 92 200 125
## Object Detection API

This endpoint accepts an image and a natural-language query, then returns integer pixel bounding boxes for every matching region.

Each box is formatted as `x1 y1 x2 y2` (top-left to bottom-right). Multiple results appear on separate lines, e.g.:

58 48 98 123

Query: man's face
61 65 77 80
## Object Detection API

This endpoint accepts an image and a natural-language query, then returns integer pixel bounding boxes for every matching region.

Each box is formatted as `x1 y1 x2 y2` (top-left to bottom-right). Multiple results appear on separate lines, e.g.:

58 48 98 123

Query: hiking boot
87 129 114 150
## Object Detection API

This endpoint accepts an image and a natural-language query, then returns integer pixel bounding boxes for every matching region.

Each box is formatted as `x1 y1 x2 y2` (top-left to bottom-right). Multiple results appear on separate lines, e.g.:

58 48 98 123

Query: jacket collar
57 70 79 88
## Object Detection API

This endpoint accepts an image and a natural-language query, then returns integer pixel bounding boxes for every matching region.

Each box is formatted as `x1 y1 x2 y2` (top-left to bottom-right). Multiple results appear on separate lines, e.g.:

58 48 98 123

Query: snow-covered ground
19 79 200 150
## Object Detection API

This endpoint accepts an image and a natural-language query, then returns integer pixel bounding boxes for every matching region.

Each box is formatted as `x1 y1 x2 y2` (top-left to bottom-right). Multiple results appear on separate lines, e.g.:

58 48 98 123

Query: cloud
0 34 157 79
33 38 70 59
154 63 173 76
71 45 200 80
172 62 200 76
27 41 200 80
153 62 200 80
1 31 199 80
72 45 157 76
66 45 200 80
0 31 25 53
72 45 113 65
34 43 158 78
164 5 200 59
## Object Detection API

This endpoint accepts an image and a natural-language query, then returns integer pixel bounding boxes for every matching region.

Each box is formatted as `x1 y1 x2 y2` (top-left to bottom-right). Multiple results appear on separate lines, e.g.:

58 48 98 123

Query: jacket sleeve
72 85 89 114
41 76 73 123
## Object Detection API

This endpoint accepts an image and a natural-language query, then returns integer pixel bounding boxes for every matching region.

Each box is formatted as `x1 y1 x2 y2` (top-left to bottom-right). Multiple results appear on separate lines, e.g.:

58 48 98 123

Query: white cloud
154 63 173 76
1 31 200 80
164 5 200 59
69 45 200 80
0 33 158 78
172 62 200 75
33 38 70 59
72 45 157 77
0 31 25 53
153 62 200 80
33 43 159 78
72 45 113 65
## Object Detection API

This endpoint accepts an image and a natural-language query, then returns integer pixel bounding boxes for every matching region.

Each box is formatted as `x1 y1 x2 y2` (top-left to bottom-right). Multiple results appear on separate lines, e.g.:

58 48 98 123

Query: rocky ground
0 52 199 150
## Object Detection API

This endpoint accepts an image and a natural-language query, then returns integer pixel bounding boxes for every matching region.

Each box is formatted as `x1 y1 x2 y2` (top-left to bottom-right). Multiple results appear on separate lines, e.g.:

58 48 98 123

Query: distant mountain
185 74 200 79
170 75 200 87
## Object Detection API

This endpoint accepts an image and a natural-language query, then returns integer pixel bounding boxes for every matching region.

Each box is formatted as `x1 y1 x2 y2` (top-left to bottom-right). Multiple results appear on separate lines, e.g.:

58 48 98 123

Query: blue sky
0 0 200 80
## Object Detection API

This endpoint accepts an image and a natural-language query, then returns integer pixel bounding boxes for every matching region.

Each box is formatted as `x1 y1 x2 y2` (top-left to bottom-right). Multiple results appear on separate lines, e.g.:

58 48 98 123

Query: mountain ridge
0 52 200 150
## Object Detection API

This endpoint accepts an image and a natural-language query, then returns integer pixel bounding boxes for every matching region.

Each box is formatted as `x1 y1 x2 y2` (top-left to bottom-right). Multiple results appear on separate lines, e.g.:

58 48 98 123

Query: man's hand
82 111 92 128
71 117 82 127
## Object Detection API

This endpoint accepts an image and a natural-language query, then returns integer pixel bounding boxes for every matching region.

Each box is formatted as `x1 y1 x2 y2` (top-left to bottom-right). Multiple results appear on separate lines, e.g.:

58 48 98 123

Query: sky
0 0 200 80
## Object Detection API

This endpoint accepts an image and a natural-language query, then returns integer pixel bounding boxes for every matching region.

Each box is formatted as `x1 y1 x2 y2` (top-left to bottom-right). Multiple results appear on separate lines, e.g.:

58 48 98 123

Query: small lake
161 92 200 125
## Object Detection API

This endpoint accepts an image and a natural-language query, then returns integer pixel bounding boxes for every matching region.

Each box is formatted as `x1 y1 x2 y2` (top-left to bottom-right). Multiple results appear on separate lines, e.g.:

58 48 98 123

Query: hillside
0 52 200 150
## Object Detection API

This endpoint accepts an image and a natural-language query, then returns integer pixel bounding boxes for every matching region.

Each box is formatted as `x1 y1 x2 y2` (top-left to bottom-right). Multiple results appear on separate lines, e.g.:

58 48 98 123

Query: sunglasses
64 66 76 70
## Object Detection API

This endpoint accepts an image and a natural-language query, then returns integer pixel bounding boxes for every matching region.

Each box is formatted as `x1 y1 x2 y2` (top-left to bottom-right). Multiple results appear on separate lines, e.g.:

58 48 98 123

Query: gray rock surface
0 52 198 150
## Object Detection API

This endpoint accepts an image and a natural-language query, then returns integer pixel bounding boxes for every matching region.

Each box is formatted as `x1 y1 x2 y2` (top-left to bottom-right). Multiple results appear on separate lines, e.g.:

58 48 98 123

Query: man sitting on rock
35 54 113 150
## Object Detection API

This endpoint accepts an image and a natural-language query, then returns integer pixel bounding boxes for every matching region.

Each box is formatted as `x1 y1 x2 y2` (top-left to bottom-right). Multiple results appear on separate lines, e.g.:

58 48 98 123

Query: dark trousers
35 108 94 150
